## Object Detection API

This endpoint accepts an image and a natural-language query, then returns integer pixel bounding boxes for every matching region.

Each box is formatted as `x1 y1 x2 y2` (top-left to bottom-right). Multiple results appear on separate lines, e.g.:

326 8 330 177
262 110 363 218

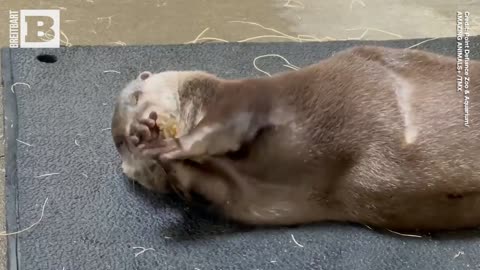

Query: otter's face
111 71 183 193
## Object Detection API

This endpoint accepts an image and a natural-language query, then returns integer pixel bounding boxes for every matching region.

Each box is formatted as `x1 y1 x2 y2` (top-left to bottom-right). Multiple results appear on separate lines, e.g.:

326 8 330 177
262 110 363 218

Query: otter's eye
114 136 125 148
117 141 124 148
130 91 142 105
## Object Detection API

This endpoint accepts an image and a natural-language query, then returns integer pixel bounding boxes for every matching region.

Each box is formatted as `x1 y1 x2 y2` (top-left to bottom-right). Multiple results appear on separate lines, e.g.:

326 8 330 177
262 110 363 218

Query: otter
112 46 480 232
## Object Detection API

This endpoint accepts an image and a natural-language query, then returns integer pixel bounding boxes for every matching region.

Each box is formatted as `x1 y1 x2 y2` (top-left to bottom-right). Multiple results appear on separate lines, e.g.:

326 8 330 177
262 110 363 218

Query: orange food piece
155 114 178 139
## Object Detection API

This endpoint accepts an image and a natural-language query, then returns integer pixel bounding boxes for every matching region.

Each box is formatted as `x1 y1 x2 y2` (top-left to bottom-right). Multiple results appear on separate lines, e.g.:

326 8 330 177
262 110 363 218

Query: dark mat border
2 47 19 270
0 36 474 270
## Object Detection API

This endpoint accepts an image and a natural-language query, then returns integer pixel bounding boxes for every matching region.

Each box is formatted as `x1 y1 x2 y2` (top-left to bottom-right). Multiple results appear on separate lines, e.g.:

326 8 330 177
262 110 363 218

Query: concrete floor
0 0 479 269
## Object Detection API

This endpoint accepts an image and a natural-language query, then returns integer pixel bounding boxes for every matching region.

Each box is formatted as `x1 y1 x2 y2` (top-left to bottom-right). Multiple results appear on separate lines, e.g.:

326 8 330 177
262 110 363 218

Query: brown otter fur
112 46 480 231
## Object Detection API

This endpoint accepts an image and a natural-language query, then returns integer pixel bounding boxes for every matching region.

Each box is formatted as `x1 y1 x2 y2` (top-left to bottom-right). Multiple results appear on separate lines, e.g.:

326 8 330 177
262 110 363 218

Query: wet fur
112 46 480 231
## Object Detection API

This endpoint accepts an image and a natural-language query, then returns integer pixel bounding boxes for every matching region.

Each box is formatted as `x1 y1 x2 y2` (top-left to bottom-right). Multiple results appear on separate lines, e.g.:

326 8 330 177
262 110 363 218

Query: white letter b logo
20 10 60 48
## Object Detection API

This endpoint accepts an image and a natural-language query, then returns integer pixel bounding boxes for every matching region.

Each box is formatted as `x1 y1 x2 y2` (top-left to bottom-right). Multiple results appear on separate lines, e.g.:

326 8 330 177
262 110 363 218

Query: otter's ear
138 71 152 81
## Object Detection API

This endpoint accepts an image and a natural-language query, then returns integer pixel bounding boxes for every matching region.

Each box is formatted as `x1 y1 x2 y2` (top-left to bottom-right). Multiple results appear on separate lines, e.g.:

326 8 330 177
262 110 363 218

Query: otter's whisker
385 229 422 238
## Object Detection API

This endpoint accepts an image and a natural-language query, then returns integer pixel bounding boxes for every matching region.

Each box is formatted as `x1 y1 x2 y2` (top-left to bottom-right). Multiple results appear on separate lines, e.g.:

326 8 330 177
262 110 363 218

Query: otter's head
111 70 185 193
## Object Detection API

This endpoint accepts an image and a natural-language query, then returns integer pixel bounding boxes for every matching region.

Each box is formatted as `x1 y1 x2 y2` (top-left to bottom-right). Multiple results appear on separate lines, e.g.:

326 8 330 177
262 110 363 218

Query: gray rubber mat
2 36 480 270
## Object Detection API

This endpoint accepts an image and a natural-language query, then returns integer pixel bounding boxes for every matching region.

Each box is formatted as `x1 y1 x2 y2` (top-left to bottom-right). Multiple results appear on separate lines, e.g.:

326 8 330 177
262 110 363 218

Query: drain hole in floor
36 54 58 63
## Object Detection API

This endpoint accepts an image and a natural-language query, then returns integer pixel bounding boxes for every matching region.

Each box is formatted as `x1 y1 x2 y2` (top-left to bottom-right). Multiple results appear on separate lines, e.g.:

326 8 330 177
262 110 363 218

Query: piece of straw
297 34 336 42
133 246 155 257
185 28 229 44
454 251 464 259
0 198 48 236
186 27 210 44
283 64 299 70
40 30 72 47
284 0 305 9
10 82 31 94
109 41 127 46
350 0 366 10
346 27 402 39
291 234 304 247
347 29 369 40
232 21 332 43
229 20 301 42
16 139 33 147
253 54 300 76
193 37 229 43
185 21 332 44
96 15 114 29
35 173 60 178
238 35 299 42
408 37 439 49
103 70 121 74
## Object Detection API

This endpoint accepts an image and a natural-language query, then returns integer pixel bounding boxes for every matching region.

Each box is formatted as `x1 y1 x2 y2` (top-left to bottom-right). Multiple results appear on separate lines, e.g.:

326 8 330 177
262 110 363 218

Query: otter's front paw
126 111 181 161
128 111 159 146
137 138 182 162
